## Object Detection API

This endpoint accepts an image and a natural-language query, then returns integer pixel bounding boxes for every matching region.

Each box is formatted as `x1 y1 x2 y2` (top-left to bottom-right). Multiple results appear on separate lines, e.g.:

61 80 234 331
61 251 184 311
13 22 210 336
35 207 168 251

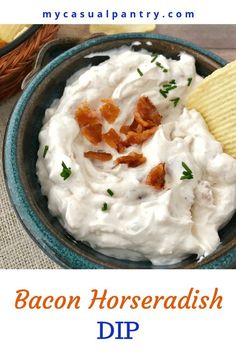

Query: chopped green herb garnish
156 61 168 73
107 189 114 197
163 85 177 90
180 162 193 180
182 171 190 176
60 161 72 180
187 77 193 86
102 202 108 211
182 162 192 174
160 89 168 98
156 61 161 67
170 97 180 107
151 53 159 63
160 79 177 98
163 83 176 89
137 68 143 77
43 145 49 158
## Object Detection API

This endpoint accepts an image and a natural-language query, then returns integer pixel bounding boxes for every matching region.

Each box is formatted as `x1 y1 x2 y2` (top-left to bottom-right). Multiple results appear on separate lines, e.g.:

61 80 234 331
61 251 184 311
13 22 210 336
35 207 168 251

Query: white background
0 0 236 24
0 270 234 354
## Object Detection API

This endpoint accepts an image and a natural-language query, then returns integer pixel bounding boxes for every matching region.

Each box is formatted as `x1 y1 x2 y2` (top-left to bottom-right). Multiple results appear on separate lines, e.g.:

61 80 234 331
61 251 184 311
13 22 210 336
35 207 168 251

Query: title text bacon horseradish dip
37 48 236 265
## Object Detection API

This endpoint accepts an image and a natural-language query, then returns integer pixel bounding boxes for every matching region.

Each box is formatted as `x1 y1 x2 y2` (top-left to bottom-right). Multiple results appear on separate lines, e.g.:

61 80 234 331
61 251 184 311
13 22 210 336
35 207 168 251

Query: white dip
36 48 236 265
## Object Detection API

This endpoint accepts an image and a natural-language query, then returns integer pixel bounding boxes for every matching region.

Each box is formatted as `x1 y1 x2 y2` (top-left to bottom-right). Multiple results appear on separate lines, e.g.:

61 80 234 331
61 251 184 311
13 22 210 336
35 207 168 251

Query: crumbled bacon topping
120 118 143 135
145 163 166 190
120 125 131 135
75 102 99 126
136 96 162 127
100 98 120 123
115 152 146 168
120 96 161 147
84 151 112 161
134 112 151 128
81 123 102 145
75 97 164 180
102 128 125 153
124 127 157 147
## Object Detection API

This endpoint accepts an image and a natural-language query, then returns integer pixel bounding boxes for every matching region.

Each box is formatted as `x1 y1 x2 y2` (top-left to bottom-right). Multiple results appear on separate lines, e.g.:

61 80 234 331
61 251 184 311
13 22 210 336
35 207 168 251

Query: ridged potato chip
0 24 29 43
186 60 236 158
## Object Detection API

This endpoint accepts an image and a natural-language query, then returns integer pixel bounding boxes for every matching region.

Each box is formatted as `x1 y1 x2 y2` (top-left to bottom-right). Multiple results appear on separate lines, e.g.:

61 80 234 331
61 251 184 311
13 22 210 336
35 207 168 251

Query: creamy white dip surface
36 48 236 265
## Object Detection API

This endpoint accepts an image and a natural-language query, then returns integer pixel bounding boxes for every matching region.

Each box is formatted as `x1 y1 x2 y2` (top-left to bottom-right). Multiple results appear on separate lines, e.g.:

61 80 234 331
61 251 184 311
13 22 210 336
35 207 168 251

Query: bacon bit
115 152 146 168
117 144 125 153
120 122 139 135
120 125 130 135
134 112 150 128
136 124 143 133
100 98 120 123
81 123 102 145
150 111 162 125
136 96 162 126
103 128 120 148
75 102 100 126
84 151 112 161
137 96 155 116
102 128 125 153
120 96 161 144
145 163 166 190
124 127 157 146
129 118 139 132
120 120 144 136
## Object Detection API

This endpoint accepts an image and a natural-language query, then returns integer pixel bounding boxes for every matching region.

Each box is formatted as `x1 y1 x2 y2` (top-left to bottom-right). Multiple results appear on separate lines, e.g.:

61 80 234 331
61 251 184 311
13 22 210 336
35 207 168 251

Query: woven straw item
0 25 59 100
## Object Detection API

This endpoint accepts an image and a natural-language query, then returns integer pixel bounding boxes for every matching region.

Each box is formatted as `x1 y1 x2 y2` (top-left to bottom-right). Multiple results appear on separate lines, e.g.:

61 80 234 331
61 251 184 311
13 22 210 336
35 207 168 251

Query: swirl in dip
36 48 236 265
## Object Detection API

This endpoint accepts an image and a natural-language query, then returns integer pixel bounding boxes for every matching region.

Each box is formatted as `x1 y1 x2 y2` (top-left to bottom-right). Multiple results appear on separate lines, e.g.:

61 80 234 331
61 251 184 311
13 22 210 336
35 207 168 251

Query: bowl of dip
4 33 236 269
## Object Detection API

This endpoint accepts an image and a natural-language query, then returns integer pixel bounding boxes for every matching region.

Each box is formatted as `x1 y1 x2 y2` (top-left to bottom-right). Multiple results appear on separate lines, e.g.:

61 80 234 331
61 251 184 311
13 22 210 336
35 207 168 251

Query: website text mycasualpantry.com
42 9 195 21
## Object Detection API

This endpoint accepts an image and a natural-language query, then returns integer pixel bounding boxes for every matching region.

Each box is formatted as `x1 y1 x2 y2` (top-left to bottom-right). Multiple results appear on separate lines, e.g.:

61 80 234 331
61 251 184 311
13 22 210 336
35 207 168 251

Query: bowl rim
3 32 236 269
0 25 42 58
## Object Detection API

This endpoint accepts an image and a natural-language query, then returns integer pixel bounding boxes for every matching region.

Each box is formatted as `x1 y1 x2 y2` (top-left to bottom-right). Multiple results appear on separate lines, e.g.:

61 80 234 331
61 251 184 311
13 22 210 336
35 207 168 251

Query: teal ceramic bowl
3 33 236 268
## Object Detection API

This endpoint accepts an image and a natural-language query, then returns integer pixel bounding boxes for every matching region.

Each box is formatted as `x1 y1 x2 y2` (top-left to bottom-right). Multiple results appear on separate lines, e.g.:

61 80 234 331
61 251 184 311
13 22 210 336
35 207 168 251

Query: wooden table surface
58 24 236 62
